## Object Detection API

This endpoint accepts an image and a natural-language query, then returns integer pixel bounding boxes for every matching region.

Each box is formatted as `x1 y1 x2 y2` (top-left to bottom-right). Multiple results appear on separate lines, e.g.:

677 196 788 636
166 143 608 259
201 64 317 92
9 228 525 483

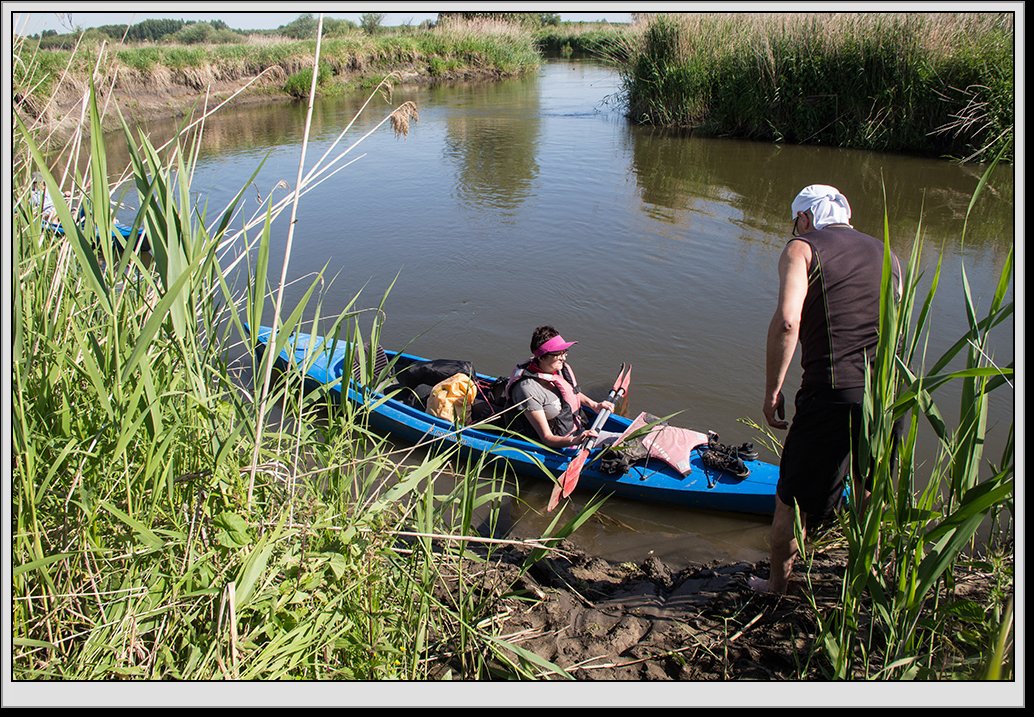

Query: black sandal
707 432 758 462
701 448 750 478
736 442 759 461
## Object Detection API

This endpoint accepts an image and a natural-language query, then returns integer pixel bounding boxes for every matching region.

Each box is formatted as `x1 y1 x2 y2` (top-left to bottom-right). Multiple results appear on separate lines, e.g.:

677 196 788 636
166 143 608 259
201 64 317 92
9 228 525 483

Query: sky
7 4 636 36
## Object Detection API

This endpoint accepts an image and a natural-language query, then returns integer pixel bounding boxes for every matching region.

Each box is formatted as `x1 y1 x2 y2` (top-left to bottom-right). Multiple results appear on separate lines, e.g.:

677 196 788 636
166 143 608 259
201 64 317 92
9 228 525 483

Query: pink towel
617 412 710 476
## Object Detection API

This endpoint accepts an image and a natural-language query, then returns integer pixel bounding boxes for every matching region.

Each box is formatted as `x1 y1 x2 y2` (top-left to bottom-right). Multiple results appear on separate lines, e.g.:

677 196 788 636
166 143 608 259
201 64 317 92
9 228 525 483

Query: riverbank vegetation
19 14 544 91
17 12 1015 162
14 16 541 139
12 44 593 677
613 13 1014 162
11 13 1014 684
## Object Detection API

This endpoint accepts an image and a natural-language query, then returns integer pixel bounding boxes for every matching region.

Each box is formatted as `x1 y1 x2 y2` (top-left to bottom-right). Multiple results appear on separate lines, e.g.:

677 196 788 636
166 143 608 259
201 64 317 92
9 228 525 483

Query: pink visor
533 334 578 357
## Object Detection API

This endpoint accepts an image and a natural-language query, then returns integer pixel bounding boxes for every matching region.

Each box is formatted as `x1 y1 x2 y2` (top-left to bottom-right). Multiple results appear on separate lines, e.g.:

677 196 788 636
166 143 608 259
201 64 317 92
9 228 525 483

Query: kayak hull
250 325 781 516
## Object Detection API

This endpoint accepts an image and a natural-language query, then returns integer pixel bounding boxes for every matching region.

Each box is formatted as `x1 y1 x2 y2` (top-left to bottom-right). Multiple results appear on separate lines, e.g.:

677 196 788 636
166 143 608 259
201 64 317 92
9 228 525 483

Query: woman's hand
572 428 598 446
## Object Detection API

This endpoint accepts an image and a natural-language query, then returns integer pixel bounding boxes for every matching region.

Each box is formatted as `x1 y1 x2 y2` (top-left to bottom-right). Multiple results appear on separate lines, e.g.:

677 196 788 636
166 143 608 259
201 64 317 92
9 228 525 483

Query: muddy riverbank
442 539 1003 683
28 63 510 140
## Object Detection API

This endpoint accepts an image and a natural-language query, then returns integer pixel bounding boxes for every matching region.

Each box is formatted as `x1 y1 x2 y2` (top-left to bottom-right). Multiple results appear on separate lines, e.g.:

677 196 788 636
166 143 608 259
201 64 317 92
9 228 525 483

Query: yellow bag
426 373 478 424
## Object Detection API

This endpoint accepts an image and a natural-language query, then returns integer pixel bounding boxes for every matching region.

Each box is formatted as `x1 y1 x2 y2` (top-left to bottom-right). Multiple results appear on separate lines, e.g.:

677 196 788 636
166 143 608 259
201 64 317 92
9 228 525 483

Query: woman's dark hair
530 325 559 353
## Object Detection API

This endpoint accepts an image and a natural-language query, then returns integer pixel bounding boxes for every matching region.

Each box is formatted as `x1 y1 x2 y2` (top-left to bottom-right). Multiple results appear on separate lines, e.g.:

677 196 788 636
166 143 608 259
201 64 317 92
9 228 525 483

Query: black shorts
777 386 900 522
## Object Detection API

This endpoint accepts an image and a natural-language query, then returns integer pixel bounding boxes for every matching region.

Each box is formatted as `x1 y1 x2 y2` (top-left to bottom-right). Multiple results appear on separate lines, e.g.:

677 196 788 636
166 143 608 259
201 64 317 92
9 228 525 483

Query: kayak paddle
547 362 632 511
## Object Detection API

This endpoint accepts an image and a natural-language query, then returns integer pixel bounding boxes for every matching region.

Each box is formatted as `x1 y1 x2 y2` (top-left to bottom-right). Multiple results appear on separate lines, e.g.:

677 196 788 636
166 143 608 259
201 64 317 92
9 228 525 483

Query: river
110 60 1015 568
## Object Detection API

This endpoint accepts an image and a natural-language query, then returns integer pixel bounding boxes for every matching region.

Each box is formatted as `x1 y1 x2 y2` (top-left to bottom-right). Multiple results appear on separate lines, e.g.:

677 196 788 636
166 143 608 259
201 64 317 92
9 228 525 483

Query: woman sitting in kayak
31 173 72 224
505 326 616 449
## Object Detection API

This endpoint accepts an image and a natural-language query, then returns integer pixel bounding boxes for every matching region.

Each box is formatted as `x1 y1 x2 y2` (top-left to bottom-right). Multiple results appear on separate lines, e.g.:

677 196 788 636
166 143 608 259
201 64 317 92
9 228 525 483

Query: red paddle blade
546 482 564 512
548 363 632 511
609 363 627 393
560 448 589 498
547 449 588 511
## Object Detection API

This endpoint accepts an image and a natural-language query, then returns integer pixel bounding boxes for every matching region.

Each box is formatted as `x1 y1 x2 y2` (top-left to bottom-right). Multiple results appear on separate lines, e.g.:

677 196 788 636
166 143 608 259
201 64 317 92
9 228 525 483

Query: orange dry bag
426 373 478 424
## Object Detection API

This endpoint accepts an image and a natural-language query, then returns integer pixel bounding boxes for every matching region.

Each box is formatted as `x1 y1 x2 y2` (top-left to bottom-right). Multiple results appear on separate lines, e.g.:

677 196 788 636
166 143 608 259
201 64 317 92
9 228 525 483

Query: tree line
27 12 566 49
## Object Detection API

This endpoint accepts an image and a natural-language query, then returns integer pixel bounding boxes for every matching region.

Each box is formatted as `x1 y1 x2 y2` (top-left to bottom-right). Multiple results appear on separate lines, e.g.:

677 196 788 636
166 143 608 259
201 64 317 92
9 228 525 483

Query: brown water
110 60 1015 568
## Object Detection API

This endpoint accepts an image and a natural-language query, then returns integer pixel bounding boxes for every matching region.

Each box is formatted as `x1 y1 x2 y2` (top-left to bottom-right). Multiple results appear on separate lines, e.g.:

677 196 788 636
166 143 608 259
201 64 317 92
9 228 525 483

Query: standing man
750 184 901 594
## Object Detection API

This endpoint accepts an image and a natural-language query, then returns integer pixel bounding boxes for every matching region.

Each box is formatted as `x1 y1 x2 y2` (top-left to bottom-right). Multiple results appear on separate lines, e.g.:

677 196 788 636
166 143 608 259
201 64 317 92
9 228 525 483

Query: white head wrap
791 184 852 230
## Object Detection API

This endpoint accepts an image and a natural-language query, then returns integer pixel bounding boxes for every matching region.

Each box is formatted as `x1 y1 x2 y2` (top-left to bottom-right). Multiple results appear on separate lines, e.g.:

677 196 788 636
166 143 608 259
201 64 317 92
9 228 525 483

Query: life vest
504 361 584 438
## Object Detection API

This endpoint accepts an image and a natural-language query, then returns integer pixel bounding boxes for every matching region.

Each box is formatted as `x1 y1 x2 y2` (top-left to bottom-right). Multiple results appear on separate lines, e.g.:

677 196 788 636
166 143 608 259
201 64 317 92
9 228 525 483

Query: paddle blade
546 482 564 512
560 449 589 498
547 449 588 511
548 363 631 510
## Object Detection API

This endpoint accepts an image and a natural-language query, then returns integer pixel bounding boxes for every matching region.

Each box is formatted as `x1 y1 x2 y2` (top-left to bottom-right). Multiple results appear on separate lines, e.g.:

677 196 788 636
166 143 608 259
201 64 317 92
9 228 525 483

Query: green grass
18 21 540 108
284 60 336 99
9 31 579 680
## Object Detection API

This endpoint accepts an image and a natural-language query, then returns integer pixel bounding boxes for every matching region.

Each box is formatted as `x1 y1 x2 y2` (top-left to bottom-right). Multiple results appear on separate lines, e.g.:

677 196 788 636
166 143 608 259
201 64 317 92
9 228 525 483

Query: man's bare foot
748 574 786 594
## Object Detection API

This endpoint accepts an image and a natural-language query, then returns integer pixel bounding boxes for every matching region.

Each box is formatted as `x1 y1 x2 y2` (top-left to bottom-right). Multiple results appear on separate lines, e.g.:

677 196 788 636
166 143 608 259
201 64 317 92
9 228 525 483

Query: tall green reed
615 13 1014 162
811 160 1014 679
11 20 575 680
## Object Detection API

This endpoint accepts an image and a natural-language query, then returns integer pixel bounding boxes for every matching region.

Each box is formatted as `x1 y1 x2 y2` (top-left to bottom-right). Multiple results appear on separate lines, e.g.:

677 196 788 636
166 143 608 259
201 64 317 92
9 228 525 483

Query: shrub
360 13 385 35
126 17 186 42
173 22 243 45
284 60 335 99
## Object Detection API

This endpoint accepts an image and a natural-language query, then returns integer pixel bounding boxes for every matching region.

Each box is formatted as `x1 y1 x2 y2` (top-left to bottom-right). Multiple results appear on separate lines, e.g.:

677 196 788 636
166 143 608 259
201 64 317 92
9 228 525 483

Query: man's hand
763 390 788 429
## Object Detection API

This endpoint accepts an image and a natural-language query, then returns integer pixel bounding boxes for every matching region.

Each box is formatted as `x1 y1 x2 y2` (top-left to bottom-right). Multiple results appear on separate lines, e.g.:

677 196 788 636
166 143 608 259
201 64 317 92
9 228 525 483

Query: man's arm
763 240 811 429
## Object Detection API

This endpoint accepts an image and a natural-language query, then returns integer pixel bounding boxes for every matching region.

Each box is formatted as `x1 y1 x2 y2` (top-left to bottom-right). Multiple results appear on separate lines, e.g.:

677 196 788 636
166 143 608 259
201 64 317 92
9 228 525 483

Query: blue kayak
44 219 148 251
250 325 782 516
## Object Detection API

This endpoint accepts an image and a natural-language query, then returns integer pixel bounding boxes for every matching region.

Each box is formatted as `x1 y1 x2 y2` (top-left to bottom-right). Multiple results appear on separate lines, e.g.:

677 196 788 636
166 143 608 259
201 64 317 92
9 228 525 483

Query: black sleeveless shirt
794 225 900 390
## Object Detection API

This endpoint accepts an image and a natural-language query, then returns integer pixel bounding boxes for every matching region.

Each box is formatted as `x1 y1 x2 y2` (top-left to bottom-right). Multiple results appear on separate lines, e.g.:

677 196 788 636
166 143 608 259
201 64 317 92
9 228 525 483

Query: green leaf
120 265 196 383
13 552 74 578
100 500 164 550
13 638 59 649
327 552 349 580
945 599 988 623
484 634 573 679
925 475 1014 543
915 477 1013 602
214 511 253 548
235 539 275 609
985 599 1013 680
366 452 452 515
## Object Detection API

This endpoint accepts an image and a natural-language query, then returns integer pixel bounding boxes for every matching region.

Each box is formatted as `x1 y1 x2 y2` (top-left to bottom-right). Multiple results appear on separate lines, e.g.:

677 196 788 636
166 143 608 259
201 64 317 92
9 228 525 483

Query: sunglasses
792 211 811 237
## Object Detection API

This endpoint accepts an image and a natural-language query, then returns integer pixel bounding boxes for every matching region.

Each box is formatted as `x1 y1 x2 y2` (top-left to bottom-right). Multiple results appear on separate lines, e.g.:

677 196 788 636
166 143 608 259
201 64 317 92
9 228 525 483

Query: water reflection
627 125 1015 266
441 79 541 214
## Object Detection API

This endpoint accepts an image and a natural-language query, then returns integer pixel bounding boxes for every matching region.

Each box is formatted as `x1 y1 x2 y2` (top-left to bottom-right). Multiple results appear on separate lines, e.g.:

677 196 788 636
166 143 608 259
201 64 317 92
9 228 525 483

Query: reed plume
390 101 419 138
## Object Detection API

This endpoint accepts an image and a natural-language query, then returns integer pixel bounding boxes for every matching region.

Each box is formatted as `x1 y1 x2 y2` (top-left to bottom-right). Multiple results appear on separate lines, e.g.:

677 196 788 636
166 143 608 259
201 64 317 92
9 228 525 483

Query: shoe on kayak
701 448 750 478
